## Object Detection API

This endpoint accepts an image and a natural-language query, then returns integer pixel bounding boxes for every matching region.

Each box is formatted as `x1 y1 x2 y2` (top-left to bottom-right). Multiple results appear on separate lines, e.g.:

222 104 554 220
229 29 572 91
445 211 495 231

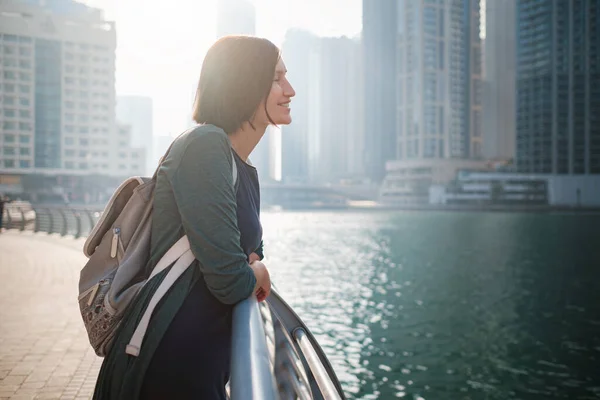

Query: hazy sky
82 0 362 138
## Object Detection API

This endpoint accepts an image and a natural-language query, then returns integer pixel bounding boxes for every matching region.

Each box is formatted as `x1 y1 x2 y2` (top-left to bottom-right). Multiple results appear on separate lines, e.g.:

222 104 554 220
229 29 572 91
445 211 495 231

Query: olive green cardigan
93 125 257 399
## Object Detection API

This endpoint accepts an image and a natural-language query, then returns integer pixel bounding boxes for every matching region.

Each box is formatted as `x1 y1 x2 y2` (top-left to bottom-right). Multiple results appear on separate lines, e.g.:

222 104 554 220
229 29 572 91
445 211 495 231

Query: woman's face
255 58 295 126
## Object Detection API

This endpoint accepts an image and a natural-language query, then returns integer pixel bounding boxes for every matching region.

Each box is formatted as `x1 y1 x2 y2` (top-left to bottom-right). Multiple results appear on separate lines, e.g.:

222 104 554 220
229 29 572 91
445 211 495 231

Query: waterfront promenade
0 231 101 400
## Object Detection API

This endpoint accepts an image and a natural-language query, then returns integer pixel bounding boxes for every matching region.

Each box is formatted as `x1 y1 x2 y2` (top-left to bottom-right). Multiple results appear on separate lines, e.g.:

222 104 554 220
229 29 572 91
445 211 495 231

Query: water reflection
261 211 600 399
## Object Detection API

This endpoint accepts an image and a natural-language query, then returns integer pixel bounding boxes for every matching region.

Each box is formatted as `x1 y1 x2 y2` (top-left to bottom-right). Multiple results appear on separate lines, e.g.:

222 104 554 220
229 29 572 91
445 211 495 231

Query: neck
229 121 268 161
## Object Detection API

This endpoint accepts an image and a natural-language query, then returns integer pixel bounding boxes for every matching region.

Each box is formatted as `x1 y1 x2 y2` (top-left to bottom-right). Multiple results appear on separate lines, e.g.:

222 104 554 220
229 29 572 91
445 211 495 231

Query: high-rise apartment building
362 0 397 182
307 36 364 183
516 0 600 174
281 30 316 184
0 0 144 177
116 95 153 174
281 31 364 184
396 0 482 161
483 0 516 160
379 0 485 204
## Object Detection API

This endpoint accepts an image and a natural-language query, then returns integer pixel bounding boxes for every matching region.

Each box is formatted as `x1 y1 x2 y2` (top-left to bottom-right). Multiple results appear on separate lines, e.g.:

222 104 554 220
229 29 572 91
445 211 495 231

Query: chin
275 116 292 125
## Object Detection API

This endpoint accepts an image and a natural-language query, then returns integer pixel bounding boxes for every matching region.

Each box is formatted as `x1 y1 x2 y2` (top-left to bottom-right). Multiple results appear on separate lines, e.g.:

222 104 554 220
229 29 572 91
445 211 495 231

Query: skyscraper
379 0 486 204
307 36 364 183
116 96 154 174
362 0 397 182
396 0 482 161
483 0 516 161
0 0 143 177
216 0 256 38
280 30 316 183
516 0 600 174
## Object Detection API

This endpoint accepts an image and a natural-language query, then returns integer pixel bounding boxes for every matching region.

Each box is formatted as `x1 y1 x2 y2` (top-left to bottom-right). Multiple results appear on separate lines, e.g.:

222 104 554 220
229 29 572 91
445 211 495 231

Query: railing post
74 211 82 239
33 208 40 233
18 207 26 231
5 206 13 229
58 208 68 236
47 208 54 234
59 209 68 236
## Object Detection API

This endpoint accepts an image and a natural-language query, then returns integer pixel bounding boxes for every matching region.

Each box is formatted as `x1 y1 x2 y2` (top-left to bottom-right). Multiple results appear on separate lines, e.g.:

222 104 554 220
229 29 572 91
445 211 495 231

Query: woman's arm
168 129 256 305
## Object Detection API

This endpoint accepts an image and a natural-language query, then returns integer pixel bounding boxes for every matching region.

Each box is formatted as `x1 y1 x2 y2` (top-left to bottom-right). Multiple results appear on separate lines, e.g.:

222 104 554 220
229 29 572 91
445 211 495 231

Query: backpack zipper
110 227 120 258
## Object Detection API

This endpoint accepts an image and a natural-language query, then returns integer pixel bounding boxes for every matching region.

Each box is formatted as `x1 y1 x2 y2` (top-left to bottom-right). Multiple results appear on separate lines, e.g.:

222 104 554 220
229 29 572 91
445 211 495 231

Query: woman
94 35 295 399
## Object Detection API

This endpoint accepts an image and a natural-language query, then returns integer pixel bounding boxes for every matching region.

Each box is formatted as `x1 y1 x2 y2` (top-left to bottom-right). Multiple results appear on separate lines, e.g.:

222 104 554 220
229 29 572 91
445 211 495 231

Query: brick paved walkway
0 231 102 400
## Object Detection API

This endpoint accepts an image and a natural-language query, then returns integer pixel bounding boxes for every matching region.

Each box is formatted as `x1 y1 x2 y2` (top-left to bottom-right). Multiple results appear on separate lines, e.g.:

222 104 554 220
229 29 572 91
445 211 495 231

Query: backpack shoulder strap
231 150 238 186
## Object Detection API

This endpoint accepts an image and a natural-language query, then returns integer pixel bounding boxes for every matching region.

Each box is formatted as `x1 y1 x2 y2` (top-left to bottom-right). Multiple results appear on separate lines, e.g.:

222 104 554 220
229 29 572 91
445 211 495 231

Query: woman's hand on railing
249 259 271 302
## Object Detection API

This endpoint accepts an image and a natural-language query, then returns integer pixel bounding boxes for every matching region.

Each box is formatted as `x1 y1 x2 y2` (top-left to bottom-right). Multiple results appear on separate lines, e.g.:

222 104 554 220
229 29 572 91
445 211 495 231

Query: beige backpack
78 147 237 357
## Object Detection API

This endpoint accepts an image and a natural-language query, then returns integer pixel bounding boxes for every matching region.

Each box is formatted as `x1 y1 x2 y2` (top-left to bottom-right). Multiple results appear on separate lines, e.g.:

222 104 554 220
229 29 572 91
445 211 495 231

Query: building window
19 60 31 69
4 160 15 168
19 72 31 81
19 97 30 106
19 160 30 168
19 122 31 131
3 147 16 155
19 47 31 57
3 71 16 80
3 34 18 42
3 58 17 67
3 121 16 130
79 127 89 134
4 96 15 105
19 84 30 93
65 149 75 157
79 162 89 169
79 150 88 158
65 161 74 169
3 83 15 92
4 134 16 143
19 135 30 144
19 147 30 156
19 110 30 118
4 109 16 117
65 137 75 145
80 138 89 145
3 45 16 55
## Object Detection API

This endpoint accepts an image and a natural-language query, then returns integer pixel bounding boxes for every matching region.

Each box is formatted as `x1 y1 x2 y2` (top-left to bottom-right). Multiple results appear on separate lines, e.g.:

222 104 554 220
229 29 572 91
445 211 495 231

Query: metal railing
2 203 346 399
2 202 101 238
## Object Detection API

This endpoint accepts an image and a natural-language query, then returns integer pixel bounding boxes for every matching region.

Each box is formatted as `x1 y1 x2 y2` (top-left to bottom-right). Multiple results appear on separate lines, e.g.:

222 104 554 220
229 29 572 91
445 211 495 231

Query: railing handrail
294 329 342 400
230 295 279 400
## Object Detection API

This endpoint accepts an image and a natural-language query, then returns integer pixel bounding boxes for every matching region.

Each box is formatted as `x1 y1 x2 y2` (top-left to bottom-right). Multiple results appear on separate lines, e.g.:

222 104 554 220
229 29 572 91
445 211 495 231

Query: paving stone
0 233 101 399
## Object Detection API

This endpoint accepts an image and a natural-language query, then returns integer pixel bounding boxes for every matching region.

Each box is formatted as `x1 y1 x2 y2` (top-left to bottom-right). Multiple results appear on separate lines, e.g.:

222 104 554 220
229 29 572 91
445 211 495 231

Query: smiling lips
278 101 291 110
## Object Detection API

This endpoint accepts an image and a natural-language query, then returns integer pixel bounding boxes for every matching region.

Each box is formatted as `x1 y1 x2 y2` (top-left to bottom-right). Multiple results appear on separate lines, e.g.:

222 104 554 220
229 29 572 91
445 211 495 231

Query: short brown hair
192 35 280 134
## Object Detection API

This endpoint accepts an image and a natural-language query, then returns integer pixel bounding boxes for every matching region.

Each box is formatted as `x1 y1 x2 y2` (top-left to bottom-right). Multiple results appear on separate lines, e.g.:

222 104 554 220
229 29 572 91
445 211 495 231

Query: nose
284 80 296 98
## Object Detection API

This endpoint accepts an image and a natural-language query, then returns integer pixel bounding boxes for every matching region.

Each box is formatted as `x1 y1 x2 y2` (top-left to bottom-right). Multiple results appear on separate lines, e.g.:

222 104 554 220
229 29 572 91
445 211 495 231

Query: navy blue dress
139 151 263 400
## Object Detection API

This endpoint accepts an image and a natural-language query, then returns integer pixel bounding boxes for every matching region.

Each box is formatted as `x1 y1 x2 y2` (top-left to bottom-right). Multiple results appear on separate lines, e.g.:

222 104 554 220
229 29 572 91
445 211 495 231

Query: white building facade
0 0 144 178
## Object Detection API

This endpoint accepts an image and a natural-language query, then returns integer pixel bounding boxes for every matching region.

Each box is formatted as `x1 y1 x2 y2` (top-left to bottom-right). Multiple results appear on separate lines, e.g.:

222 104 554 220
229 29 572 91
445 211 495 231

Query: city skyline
78 0 362 141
